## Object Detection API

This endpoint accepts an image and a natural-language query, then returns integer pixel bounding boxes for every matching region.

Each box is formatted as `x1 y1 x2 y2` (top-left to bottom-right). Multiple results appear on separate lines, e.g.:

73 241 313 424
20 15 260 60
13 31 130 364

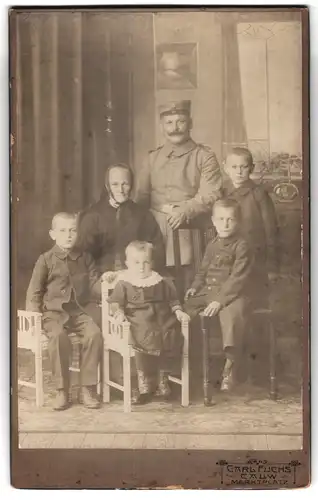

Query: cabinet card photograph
10 6 310 489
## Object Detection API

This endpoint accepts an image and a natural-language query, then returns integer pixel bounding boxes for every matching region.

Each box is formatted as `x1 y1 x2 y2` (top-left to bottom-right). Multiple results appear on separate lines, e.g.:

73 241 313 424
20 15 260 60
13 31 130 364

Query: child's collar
225 178 253 193
116 270 163 288
217 233 239 245
53 245 81 260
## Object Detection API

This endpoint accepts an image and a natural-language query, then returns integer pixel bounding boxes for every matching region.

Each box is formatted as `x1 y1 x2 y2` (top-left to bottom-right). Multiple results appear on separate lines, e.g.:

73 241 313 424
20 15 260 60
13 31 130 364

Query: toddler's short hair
51 212 78 230
125 240 154 259
227 147 254 166
212 199 241 220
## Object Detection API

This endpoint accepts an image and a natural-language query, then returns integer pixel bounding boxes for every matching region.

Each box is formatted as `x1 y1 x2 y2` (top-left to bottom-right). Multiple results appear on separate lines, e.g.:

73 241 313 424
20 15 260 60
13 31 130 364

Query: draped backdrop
13 12 139 300
221 19 248 158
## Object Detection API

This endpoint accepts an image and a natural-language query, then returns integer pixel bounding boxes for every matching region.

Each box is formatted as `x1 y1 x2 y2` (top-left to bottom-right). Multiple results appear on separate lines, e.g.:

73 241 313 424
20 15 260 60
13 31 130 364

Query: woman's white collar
116 270 163 288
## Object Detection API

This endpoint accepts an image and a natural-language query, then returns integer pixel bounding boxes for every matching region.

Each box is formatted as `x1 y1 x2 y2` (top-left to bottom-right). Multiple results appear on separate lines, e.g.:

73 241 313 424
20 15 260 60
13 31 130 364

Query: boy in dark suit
184 199 254 391
222 147 280 385
26 212 103 411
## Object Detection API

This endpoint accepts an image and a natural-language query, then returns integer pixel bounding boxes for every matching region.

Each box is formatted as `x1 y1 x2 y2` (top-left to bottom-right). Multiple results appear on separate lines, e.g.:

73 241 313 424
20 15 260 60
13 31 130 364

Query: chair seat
17 309 99 407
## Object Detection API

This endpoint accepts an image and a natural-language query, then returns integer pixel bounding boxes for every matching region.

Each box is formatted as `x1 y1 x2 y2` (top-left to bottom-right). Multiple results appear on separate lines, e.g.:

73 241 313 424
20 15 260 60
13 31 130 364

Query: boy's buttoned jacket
190 235 254 307
26 245 101 326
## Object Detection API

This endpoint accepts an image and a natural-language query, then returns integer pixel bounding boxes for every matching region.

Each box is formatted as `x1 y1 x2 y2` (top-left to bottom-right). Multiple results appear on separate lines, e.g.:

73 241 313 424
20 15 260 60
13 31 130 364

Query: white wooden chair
17 309 101 407
101 276 190 412
17 310 46 407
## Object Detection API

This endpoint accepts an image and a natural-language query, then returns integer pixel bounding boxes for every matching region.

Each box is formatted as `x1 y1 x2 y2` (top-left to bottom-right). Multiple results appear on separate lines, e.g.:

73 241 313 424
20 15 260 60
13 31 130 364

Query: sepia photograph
10 6 309 489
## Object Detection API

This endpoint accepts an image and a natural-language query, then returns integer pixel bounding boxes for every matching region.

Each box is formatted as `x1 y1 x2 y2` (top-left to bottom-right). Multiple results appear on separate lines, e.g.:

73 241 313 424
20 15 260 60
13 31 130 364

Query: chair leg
35 344 44 407
200 315 213 406
123 353 131 413
181 338 189 407
98 341 104 401
172 230 184 300
77 345 83 403
269 319 277 400
103 348 110 403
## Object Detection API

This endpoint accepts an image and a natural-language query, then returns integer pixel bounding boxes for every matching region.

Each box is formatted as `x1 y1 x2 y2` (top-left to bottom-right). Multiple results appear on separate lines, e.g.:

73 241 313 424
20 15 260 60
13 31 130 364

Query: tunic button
61 289 65 294
207 286 211 290
212 278 217 283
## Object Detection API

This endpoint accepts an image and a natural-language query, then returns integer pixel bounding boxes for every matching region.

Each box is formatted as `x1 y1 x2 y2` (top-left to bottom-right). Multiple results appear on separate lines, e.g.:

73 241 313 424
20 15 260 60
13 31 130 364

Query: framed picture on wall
156 42 197 89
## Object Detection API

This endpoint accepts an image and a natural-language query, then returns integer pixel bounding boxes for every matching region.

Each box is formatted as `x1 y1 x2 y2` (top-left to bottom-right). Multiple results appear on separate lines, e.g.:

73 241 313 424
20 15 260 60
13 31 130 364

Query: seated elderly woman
77 163 166 391
77 163 165 275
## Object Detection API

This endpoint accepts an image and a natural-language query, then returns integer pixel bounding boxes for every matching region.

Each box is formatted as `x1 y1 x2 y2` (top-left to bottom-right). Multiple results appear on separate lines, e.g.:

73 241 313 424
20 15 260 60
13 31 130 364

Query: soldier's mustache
168 131 184 136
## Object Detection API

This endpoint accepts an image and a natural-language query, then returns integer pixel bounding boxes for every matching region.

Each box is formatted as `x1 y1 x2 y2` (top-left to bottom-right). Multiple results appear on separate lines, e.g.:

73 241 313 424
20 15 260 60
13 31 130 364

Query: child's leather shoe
82 386 101 409
53 389 70 411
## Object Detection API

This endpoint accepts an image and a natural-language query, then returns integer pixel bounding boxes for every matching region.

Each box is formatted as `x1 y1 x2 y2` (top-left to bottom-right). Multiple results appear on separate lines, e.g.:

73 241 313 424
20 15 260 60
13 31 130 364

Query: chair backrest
17 310 42 352
101 274 131 347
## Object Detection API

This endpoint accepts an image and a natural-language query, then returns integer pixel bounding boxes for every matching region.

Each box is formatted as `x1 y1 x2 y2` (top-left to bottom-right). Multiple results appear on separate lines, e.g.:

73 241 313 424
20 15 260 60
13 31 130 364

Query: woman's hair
104 163 134 193
125 240 154 259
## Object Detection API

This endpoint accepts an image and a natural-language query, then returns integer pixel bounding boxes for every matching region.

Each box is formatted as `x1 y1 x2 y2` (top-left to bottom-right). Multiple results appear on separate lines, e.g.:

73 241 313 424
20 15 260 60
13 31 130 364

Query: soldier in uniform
134 100 222 280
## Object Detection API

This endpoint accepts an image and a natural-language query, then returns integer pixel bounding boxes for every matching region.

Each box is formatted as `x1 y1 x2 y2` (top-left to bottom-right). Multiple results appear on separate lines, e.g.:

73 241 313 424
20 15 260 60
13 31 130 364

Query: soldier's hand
161 204 174 215
167 211 186 229
203 301 222 317
184 288 196 301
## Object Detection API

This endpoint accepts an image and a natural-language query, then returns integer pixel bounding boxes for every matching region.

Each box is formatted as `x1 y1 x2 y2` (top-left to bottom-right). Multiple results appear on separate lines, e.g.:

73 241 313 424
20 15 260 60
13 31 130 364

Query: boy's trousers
42 308 103 390
184 294 249 349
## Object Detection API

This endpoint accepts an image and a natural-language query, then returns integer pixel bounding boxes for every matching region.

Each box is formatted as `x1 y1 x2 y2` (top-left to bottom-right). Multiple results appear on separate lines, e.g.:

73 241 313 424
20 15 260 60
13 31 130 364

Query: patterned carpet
18 388 302 436
17 348 303 436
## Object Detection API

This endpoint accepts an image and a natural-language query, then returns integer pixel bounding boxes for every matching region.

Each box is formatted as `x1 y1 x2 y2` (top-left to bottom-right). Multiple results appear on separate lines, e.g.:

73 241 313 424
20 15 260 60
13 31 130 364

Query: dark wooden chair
172 214 215 299
171 221 278 407
200 308 278 406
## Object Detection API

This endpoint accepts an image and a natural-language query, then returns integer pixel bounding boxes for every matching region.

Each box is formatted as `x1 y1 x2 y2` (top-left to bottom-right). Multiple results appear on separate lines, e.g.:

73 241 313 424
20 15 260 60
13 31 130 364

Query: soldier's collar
52 245 81 260
162 138 196 158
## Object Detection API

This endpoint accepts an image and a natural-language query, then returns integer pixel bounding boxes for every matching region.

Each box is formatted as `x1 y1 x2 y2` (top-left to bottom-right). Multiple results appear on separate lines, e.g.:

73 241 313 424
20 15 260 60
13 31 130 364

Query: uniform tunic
108 271 184 357
134 139 222 266
184 235 254 348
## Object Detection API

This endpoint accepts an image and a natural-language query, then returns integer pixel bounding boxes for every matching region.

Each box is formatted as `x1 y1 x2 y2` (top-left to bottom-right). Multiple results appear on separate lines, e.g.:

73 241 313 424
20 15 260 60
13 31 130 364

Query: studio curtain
12 12 132 306
221 19 248 159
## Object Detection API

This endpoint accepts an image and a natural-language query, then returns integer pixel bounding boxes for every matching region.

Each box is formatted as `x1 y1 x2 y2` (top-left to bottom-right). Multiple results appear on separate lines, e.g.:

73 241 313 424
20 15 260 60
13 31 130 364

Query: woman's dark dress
77 196 165 274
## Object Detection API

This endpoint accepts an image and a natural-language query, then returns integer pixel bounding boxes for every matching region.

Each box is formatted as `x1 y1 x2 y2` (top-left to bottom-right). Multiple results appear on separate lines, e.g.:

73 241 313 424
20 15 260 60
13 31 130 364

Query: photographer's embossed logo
217 459 301 486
